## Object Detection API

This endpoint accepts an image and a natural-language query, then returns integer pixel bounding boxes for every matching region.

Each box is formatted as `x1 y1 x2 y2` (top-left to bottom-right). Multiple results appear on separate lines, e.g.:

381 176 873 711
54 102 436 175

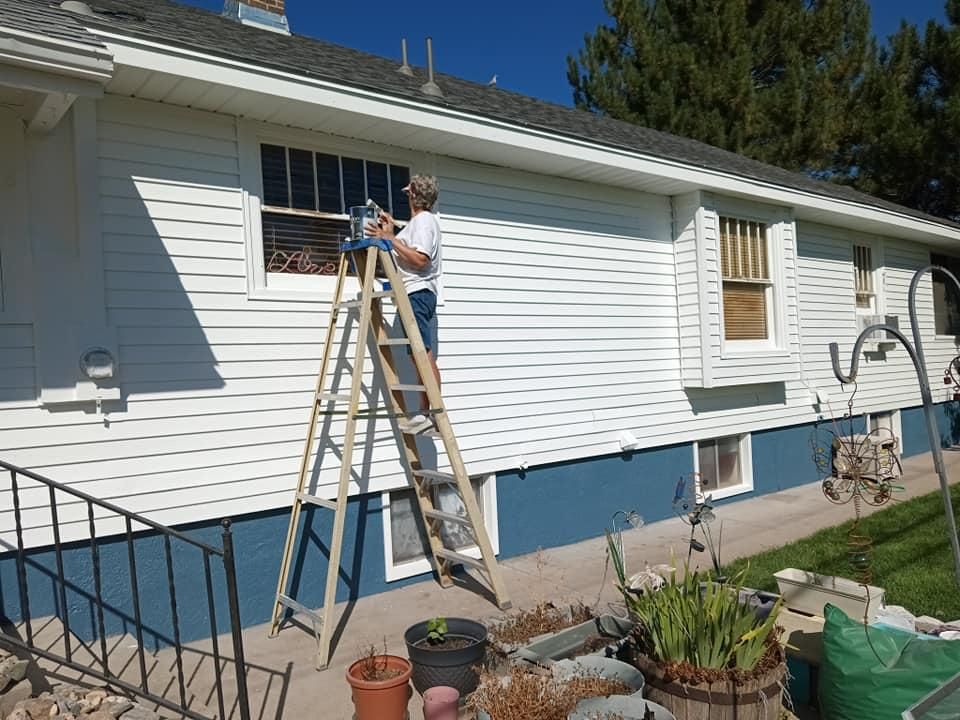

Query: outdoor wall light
79 347 116 380
618 430 641 451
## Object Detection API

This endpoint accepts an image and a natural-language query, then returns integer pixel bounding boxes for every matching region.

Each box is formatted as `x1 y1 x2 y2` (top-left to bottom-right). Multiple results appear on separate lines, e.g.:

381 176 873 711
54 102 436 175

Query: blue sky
180 1 949 106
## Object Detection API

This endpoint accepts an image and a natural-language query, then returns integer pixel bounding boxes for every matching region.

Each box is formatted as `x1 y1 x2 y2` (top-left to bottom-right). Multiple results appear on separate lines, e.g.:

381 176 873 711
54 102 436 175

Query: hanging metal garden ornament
811 383 901 509
672 472 723 579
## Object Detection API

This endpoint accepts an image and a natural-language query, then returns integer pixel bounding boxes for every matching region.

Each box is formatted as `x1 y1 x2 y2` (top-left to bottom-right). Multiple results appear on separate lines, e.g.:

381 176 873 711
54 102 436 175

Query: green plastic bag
820 603 960 719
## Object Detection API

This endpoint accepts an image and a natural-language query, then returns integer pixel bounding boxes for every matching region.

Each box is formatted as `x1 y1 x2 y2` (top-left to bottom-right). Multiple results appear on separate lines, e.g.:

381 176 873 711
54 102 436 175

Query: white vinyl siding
0 95 957 549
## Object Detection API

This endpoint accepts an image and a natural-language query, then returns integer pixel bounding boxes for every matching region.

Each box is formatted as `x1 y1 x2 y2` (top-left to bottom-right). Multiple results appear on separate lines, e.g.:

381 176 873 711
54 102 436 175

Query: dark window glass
288 148 316 211
260 144 288 207
341 157 366 209
390 165 410 220
932 253 960 335
315 153 341 213
262 212 346 276
366 162 389 211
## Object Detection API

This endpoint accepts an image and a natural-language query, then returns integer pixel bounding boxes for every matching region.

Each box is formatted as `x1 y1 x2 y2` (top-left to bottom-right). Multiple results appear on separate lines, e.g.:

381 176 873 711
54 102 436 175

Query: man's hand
364 210 396 242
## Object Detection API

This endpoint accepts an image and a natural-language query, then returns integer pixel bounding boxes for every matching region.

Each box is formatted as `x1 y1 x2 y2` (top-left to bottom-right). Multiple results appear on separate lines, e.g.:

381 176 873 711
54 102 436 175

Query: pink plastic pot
422 685 459 720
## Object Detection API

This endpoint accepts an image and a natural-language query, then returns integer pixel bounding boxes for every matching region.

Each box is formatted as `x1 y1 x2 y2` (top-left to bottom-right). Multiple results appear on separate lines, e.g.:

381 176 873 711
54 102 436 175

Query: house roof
10 0 956 231
0 0 104 48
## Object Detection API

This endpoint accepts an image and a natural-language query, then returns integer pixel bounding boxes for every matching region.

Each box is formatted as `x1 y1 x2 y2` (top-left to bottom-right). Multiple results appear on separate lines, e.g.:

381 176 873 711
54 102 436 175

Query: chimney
223 0 289 35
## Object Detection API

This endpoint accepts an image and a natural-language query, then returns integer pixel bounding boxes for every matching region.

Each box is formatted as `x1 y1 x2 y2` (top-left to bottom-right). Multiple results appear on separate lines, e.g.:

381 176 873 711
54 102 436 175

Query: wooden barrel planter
633 654 785 720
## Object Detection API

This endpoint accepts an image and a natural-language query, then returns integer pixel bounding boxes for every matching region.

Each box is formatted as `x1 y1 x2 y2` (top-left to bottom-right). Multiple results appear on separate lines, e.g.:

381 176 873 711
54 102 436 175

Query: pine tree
567 0 873 175
850 3 960 220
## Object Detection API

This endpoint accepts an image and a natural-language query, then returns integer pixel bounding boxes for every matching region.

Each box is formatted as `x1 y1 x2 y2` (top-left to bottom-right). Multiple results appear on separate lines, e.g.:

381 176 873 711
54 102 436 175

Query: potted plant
607 533 787 720
404 616 487 697
345 643 412 720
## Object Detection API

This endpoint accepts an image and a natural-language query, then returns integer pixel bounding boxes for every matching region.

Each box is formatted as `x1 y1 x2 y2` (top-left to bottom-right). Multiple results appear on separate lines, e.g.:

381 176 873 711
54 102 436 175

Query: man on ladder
367 174 443 435
269 172 511 671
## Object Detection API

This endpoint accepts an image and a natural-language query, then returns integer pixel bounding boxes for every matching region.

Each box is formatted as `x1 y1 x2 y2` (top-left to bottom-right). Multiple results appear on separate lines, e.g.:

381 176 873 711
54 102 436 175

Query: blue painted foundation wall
1 402 952 646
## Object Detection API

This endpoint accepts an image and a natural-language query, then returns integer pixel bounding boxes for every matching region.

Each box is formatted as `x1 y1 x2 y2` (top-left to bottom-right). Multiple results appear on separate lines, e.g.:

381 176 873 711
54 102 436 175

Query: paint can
349 205 378 243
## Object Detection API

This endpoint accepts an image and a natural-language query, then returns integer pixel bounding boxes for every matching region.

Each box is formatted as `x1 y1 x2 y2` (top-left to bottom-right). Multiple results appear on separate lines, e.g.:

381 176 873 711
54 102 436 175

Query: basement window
382 475 499 582
694 434 753 500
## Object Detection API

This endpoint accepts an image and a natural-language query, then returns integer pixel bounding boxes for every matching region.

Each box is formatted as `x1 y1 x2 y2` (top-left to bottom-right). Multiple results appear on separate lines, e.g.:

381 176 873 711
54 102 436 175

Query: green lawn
726 484 960 621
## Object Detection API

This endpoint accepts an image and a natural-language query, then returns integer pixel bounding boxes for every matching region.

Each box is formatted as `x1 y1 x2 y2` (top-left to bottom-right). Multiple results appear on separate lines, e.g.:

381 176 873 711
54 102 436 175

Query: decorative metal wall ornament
943 354 960 401
830 264 960 585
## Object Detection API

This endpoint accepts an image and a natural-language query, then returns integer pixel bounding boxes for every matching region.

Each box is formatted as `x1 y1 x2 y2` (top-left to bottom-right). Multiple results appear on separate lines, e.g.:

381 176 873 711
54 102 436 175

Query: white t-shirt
396 211 443 299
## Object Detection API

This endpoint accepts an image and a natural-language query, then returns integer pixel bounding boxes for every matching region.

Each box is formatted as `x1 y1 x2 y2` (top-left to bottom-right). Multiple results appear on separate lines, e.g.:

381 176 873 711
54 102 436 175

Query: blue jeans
407 290 437 352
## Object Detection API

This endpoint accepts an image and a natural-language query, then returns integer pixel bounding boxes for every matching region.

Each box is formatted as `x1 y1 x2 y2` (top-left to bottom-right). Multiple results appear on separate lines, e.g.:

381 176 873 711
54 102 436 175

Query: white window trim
381 474 499 583
853 239 884 316
713 209 788 356
866 409 902 457
693 434 754 501
238 120 424 302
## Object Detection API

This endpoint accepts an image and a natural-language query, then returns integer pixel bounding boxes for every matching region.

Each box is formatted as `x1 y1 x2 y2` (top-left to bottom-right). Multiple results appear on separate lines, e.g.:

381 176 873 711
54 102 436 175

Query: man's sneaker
402 413 433 434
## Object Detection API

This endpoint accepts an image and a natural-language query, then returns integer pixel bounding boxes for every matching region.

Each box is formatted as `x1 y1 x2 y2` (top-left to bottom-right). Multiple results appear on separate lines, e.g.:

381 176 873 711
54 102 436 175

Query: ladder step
379 338 411 346
424 509 473 526
318 393 351 403
336 290 394 310
391 384 427 392
277 594 324 624
413 469 458 486
298 492 338 511
435 549 487 571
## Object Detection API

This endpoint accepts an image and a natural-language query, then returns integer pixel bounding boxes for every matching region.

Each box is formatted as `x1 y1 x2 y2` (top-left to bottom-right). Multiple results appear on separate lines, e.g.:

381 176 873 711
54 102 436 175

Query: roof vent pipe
420 37 444 98
398 38 414 77
59 1 94 15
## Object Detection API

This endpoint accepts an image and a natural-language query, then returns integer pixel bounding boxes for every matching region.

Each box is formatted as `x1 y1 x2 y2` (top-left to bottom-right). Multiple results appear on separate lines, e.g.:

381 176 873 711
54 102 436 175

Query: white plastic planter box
774 568 885 620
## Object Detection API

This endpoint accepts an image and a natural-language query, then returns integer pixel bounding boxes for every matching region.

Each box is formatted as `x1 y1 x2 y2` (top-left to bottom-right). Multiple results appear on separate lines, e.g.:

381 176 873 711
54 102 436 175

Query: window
719 216 771 342
932 253 960 336
258 143 411 278
853 245 875 312
694 434 753 499
382 475 499 582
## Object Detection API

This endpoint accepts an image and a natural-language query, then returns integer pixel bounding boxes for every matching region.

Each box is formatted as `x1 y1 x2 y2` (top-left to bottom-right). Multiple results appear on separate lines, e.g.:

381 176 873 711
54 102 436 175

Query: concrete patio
161 448 959 720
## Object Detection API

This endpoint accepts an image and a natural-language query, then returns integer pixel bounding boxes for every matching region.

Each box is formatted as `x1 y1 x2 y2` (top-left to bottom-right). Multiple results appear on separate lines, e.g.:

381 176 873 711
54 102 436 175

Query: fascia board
98 30 960 247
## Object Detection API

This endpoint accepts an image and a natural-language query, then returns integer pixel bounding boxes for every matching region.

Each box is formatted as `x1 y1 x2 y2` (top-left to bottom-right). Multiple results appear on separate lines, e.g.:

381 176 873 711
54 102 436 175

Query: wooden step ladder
268 237 511 670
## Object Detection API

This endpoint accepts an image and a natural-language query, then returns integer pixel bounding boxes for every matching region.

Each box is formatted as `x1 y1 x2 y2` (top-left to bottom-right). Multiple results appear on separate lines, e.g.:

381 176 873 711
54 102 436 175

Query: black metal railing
0 460 250 720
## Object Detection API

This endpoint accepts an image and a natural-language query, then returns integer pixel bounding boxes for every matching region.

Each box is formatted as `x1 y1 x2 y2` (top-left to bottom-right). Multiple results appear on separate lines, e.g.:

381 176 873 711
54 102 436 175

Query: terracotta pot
345 654 412 720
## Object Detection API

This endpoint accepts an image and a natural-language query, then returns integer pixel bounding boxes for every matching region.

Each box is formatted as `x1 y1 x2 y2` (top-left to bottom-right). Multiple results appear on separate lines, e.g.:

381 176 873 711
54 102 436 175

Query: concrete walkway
172 449 960 720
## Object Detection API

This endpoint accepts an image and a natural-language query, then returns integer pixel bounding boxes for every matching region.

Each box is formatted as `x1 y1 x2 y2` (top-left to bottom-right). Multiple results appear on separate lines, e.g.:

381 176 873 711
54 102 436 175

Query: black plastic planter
404 618 487 697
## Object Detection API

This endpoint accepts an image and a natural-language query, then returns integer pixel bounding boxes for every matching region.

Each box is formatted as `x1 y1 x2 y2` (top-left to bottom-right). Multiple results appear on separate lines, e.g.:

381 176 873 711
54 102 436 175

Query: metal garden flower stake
829 264 960 585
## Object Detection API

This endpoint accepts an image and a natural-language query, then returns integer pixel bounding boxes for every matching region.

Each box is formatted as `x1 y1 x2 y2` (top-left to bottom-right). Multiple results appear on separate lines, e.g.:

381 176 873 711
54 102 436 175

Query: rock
6 708 29 720
98 700 133 719
84 692 107 704
83 712 118 720
0 680 33 719
0 656 30 687
17 696 56 720
116 707 159 720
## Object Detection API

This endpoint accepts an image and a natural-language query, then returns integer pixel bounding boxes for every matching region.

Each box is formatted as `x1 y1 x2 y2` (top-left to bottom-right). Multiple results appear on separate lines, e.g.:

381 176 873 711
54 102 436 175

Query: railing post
221 519 251 720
